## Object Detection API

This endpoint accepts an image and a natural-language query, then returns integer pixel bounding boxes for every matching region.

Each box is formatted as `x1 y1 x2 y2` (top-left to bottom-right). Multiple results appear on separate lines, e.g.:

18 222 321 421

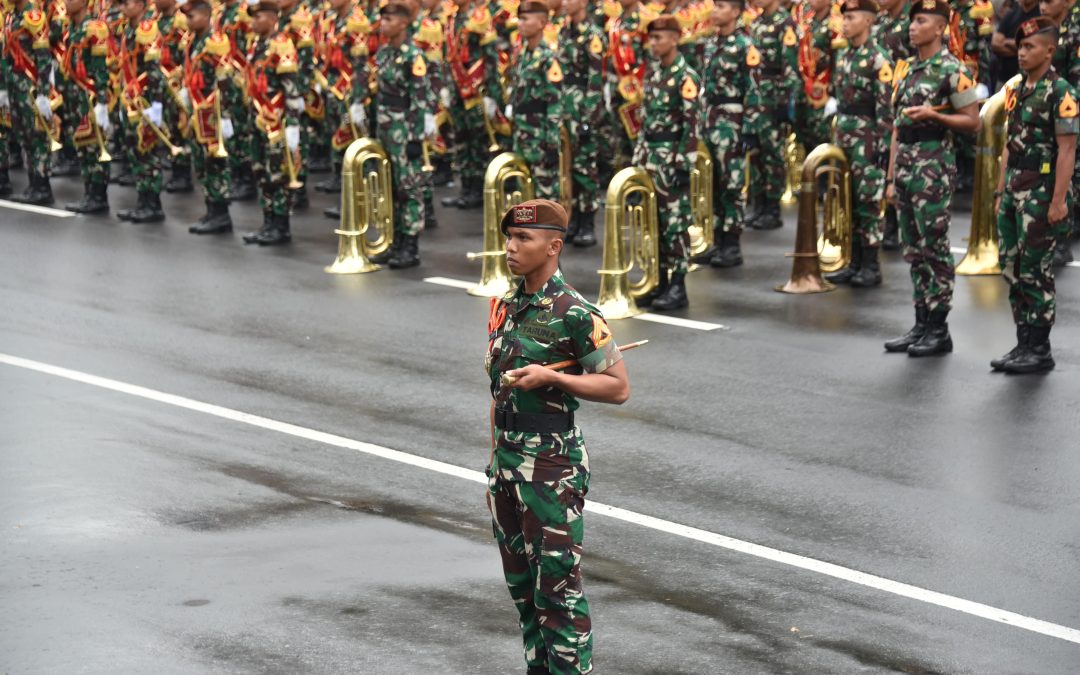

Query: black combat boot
324 204 341 220
117 191 146 221
574 210 597 247
651 271 688 311
882 206 900 251
690 227 721 265
1051 238 1074 267
991 324 1030 371
243 211 275 244
258 212 291 246
637 265 669 308
751 198 782 229
850 245 882 287
885 305 929 352
431 158 452 186
564 208 581 245
65 181 109 214
0 168 12 197
53 148 79 177
825 240 863 284
424 193 437 229
459 179 483 209
228 165 257 201
309 153 331 174
189 201 232 233
369 234 399 264
289 186 309 210
315 172 342 193
1002 325 1055 374
907 309 952 357
131 192 165 223
743 192 763 228
164 165 194 193
11 174 55 206
441 177 470 207
711 230 744 268
388 233 420 268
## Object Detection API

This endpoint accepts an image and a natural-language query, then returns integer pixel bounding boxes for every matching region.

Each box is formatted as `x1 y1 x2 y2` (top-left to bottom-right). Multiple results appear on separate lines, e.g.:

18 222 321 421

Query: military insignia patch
783 26 796 46
680 76 697 100
589 34 603 54
590 314 613 347
878 62 893 83
1004 86 1017 111
1060 91 1078 118
957 71 972 93
922 0 934 8
746 45 761 67
513 205 537 223
412 54 427 77
547 60 563 83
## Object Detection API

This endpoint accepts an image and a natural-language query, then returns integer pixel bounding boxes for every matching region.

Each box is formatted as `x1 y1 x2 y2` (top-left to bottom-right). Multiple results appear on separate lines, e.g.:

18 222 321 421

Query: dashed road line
422 276 477 291
633 313 726 331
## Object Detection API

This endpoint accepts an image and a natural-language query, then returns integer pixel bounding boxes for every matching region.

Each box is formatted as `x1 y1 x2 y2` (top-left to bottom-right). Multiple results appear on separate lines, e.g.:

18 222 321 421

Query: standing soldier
156 0 194 193
746 0 799 230
1043 0 1080 266
557 0 605 246
991 17 1077 373
365 1 435 268
874 0 911 250
796 0 845 153
506 1 562 201
883 0 979 356
411 0 444 228
115 0 166 223
633 15 700 311
823 0 892 287
241 0 302 246
276 0 314 209
59 0 112 214
218 0 257 202
486 198 630 675
183 0 234 234
607 0 655 170
696 0 759 268
2 0 56 205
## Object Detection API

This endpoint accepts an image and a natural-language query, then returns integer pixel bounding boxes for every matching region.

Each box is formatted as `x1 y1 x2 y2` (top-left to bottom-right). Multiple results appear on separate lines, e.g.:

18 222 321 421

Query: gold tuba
776 143 852 294
559 125 574 217
688 140 715 265
596 167 661 319
782 132 805 204
466 152 535 297
956 75 1017 276
325 137 395 274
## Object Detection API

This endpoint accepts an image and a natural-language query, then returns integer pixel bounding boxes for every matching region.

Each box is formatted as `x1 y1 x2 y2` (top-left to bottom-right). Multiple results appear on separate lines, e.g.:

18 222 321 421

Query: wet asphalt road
1 170 1079 674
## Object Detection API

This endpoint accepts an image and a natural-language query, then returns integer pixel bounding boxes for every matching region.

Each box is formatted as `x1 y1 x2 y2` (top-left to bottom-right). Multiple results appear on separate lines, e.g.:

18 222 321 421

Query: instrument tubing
494 408 575 434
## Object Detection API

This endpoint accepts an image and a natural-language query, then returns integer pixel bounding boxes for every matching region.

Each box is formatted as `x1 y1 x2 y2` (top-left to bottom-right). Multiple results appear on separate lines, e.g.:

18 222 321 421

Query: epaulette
23 7 46 33
465 5 491 34
603 0 619 19
206 31 229 56
237 4 249 23
416 17 442 45
145 43 161 61
172 11 187 31
969 0 993 19
289 5 313 30
135 18 158 45
271 32 298 73
638 5 659 32
831 35 847 50
675 7 693 31
86 17 108 39
346 8 369 35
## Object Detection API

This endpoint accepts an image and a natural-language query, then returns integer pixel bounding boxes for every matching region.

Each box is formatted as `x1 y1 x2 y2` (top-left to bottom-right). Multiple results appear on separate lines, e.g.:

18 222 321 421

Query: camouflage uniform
278 2 315 202
183 29 231 203
633 51 700 279
486 268 623 675
2 2 53 187
607 3 654 167
216 0 255 199
795 9 844 153
507 38 563 200
115 16 164 214
59 12 111 198
557 15 604 216
891 47 979 317
158 7 193 190
872 2 912 64
413 11 446 223
317 4 369 179
1053 4 1080 249
996 71 1078 326
245 29 300 224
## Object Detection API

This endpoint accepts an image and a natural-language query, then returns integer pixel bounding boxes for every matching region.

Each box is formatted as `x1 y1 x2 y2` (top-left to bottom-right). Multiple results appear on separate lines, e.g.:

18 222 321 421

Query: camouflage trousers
223 80 253 175
796 101 830 156
749 109 789 201
380 134 428 236
449 98 490 187
488 472 593 675
251 131 288 216
641 142 692 276
513 115 560 201
191 141 231 203
895 152 955 313
837 131 885 248
565 111 600 213
119 116 162 194
702 111 745 235
163 94 192 175
996 175 1070 326
10 78 51 178
67 92 109 188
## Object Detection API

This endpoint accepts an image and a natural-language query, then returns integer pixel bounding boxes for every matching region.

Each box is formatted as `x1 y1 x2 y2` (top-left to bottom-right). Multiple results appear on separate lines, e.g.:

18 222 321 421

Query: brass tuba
596 167 661 319
325 137 395 274
688 141 715 264
559 125 574 217
776 143 852 294
466 152 535 297
955 75 1017 276
782 132 805 204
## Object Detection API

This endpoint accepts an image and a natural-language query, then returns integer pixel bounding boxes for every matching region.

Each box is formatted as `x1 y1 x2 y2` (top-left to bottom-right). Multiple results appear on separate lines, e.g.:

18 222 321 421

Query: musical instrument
466 152 535 297
688 141 714 266
782 132 805 204
558 125 573 217
596 167 660 319
86 93 112 163
121 92 186 157
325 137 395 274
212 93 229 159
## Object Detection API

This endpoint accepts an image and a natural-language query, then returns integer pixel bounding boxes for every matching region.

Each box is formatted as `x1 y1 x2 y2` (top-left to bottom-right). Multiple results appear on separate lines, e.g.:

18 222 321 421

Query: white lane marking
951 247 968 255
952 248 1080 268
632 313 726 331
423 276 477 291
2 351 1079 647
0 199 77 218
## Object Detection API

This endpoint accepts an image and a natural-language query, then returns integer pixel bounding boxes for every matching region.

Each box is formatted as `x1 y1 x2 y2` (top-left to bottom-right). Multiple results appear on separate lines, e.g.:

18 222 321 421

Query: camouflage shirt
748 6 799 108
374 38 435 143
556 17 604 125
1052 4 1080 84
872 3 912 65
698 28 759 136
486 270 622 482
506 40 562 121
1002 68 1079 186
635 51 700 168
2 2 52 91
892 46 978 160
834 38 893 155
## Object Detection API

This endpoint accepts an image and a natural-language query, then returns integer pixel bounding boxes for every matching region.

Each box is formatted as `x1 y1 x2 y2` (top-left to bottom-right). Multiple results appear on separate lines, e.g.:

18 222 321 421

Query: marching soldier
60 0 112 214
696 0 759 268
2 0 56 205
182 0 234 234
486 198 629 675
217 0 257 202
155 0 194 193
557 0 605 246
823 0 892 287
607 0 655 170
115 0 166 223
276 0 314 209
874 0 911 250
364 0 435 268
991 17 1077 373
1043 0 1080 266
506 1 562 201
633 14 700 311
416 0 453 189
746 0 799 230
883 0 979 356
241 0 302 246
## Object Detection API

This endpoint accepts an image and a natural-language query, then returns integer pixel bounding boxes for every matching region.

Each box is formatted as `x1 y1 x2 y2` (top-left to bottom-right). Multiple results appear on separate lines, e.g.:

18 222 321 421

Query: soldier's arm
678 70 700 170
743 42 762 138
89 21 111 100
481 35 503 102
144 33 165 102
1050 82 1079 222
874 54 894 149
782 23 800 98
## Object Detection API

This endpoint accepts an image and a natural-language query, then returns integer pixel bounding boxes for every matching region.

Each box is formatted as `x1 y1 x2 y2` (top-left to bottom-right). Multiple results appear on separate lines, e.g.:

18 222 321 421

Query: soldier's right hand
93 103 111 134
35 95 52 121
285 125 300 152
483 96 497 118
221 117 234 139
350 103 366 127
145 101 163 127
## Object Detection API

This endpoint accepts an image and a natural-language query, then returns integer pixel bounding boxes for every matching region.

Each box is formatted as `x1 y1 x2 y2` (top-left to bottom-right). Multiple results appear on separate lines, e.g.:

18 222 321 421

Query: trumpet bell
596 167 660 319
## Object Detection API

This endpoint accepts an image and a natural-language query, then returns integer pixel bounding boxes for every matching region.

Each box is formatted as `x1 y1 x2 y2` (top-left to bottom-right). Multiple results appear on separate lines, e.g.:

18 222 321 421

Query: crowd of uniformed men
0 0 1075 370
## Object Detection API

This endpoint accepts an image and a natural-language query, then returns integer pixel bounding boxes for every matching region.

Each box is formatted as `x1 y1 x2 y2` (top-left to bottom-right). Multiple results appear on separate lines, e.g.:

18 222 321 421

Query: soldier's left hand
1048 200 1069 225
424 113 437 137
35 95 52 121
903 105 937 122
285 125 300 152
506 365 554 390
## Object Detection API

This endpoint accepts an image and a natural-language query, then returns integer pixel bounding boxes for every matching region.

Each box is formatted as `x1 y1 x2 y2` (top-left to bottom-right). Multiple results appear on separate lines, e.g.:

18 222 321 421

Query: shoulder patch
86 18 108 39
412 53 427 77
681 75 697 100
135 18 159 45
547 59 563 83
1004 84 1017 111
956 70 972 93
24 8 46 31
1060 91 1078 119
782 25 796 46
173 12 188 31
206 32 229 56
589 313 613 348
892 58 909 83
746 44 760 67
589 33 603 55
878 61 892 83
347 10 370 34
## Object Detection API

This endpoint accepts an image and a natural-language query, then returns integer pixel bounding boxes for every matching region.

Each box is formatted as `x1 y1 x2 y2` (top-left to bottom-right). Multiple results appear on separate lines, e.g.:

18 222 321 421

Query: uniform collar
508 269 565 311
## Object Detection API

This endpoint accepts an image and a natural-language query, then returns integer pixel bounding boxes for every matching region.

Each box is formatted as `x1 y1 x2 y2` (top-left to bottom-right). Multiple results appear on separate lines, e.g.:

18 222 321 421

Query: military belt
706 94 743 106
1007 155 1054 172
378 92 410 111
494 408 575 434
897 127 946 144
644 131 680 143
562 74 587 87
838 102 874 117
759 66 783 76
514 100 548 114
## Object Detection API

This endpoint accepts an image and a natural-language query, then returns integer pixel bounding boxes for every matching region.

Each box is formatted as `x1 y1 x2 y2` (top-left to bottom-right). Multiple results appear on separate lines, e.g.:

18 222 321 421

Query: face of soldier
1017 33 1056 73
517 12 547 41
421 0 440 10
330 0 349 11
279 0 297 12
504 228 563 277
711 1 739 28
1039 0 1069 22
647 29 678 60
188 7 210 31
752 0 778 11
618 0 638 11
841 10 873 41
379 12 408 39
121 0 146 20
251 9 277 35
908 13 945 48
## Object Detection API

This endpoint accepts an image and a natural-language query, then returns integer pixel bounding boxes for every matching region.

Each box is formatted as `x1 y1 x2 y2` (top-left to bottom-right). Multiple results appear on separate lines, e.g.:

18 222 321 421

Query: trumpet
421 140 434 172
29 87 62 152
282 139 304 189
479 100 501 153
212 94 228 159
124 93 187 157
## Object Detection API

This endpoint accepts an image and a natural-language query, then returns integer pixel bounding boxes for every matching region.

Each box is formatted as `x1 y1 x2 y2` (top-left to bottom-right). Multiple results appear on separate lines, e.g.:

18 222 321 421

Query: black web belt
494 408 575 434
562 74 587 87
839 102 874 117
706 94 743 106
514 100 548 114
758 65 782 76
897 127 946 144
644 131 679 143
379 92 409 110
1007 155 1054 172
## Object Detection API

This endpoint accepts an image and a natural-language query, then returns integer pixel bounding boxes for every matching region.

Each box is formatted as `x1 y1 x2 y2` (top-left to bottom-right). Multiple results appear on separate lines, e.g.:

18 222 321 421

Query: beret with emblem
841 0 879 14
380 1 412 18
518 0 549 16
1015 16 1058 46
248 0 279 15
646 14 682 34
909 0 950 20
500 199 569 236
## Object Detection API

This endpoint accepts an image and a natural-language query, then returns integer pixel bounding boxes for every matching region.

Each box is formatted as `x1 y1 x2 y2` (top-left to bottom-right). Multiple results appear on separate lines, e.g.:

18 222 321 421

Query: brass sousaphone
325 137 395 274
596 167 661 319
466 152 536 297
688 141 715 265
